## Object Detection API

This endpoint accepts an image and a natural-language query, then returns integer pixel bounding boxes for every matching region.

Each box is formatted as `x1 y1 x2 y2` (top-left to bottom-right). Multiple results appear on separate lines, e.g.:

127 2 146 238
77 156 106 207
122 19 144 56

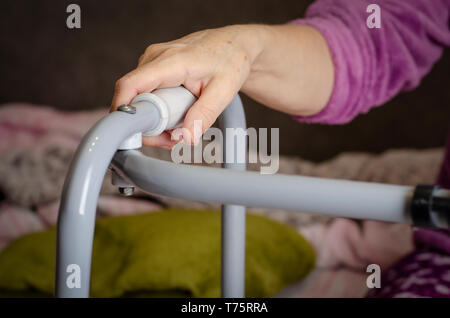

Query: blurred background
0 0 449 299
1 0 449 161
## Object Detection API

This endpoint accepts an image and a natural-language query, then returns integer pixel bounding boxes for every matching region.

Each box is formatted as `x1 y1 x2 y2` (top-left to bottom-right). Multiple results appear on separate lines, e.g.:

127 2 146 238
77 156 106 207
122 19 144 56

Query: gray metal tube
56 92 250 298
218 96 247 298
56 89 415 299
55 102 160 297
111 151 414 224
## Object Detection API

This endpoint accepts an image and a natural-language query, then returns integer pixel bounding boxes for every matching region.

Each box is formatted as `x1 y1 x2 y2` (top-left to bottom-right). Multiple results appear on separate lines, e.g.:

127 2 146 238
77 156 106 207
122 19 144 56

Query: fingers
182 77 237 145
142 131 177 149
110 57 187 112
137 43 167 67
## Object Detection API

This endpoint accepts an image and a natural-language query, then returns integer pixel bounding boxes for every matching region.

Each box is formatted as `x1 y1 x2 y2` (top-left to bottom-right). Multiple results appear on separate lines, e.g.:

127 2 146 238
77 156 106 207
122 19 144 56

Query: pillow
0 209 315 297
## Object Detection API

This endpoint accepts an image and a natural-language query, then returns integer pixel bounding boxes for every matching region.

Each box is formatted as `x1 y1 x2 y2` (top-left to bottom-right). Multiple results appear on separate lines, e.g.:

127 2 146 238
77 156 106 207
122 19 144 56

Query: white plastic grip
117 132 142 150
131 86 197 137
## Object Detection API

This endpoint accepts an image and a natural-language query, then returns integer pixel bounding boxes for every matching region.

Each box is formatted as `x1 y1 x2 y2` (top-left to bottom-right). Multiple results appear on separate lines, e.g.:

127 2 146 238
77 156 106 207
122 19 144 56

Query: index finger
109 58 187 112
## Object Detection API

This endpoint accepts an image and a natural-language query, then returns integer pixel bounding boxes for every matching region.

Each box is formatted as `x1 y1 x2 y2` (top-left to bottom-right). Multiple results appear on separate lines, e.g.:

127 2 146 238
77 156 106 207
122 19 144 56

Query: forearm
238 24 334 117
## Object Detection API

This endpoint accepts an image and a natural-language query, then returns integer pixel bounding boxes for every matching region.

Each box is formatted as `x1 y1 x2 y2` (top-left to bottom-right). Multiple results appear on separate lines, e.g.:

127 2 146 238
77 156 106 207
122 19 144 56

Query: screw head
117 104 136 114
119 186 134 196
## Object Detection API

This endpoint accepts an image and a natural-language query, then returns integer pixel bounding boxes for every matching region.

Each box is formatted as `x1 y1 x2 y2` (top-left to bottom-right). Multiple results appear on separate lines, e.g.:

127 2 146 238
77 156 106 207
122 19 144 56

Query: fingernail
171 131 182 142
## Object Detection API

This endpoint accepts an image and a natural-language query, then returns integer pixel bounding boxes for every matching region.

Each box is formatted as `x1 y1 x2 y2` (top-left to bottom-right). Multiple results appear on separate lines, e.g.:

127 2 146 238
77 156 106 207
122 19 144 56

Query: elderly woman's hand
110 25 265 148
110 24 334 148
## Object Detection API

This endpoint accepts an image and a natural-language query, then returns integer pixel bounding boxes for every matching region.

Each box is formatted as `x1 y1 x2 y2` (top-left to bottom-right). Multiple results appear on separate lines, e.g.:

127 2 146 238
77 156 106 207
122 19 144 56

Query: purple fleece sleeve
290 0 450 124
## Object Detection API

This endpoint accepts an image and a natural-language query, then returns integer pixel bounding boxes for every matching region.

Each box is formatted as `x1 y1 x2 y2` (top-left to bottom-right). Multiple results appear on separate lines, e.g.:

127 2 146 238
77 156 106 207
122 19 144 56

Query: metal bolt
119 186 134 196
117 104 136 114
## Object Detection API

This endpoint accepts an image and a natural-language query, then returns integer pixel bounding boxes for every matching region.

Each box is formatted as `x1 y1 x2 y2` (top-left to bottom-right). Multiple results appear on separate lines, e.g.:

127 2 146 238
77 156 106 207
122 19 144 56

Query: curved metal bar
55 94 249 298
55 102 160 297
55 91 417 299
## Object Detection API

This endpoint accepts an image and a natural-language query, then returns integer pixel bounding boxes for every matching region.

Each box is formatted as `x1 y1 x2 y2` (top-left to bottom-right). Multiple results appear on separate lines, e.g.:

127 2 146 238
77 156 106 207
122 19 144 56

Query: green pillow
0 209 315 297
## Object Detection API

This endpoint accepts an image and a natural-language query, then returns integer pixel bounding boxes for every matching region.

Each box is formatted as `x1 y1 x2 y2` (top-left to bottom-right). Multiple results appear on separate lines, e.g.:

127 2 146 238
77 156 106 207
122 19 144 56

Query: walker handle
131 86 197 137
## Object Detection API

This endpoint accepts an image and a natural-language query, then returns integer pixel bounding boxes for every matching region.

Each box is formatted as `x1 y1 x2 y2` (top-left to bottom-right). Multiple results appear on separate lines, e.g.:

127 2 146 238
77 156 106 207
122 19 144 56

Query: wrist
224 24 269 66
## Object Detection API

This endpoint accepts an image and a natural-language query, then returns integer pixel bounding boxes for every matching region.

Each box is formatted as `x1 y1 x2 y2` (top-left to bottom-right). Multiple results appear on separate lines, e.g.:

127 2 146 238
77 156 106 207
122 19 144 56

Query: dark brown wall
1 0 449 161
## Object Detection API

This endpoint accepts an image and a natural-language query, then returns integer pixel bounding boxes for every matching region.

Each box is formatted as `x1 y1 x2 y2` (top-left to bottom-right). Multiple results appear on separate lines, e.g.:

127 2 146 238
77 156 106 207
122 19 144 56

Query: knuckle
137 54 145 65
161 44 187 59
157 48 177 61
144 43 162 54
114 77 130 91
